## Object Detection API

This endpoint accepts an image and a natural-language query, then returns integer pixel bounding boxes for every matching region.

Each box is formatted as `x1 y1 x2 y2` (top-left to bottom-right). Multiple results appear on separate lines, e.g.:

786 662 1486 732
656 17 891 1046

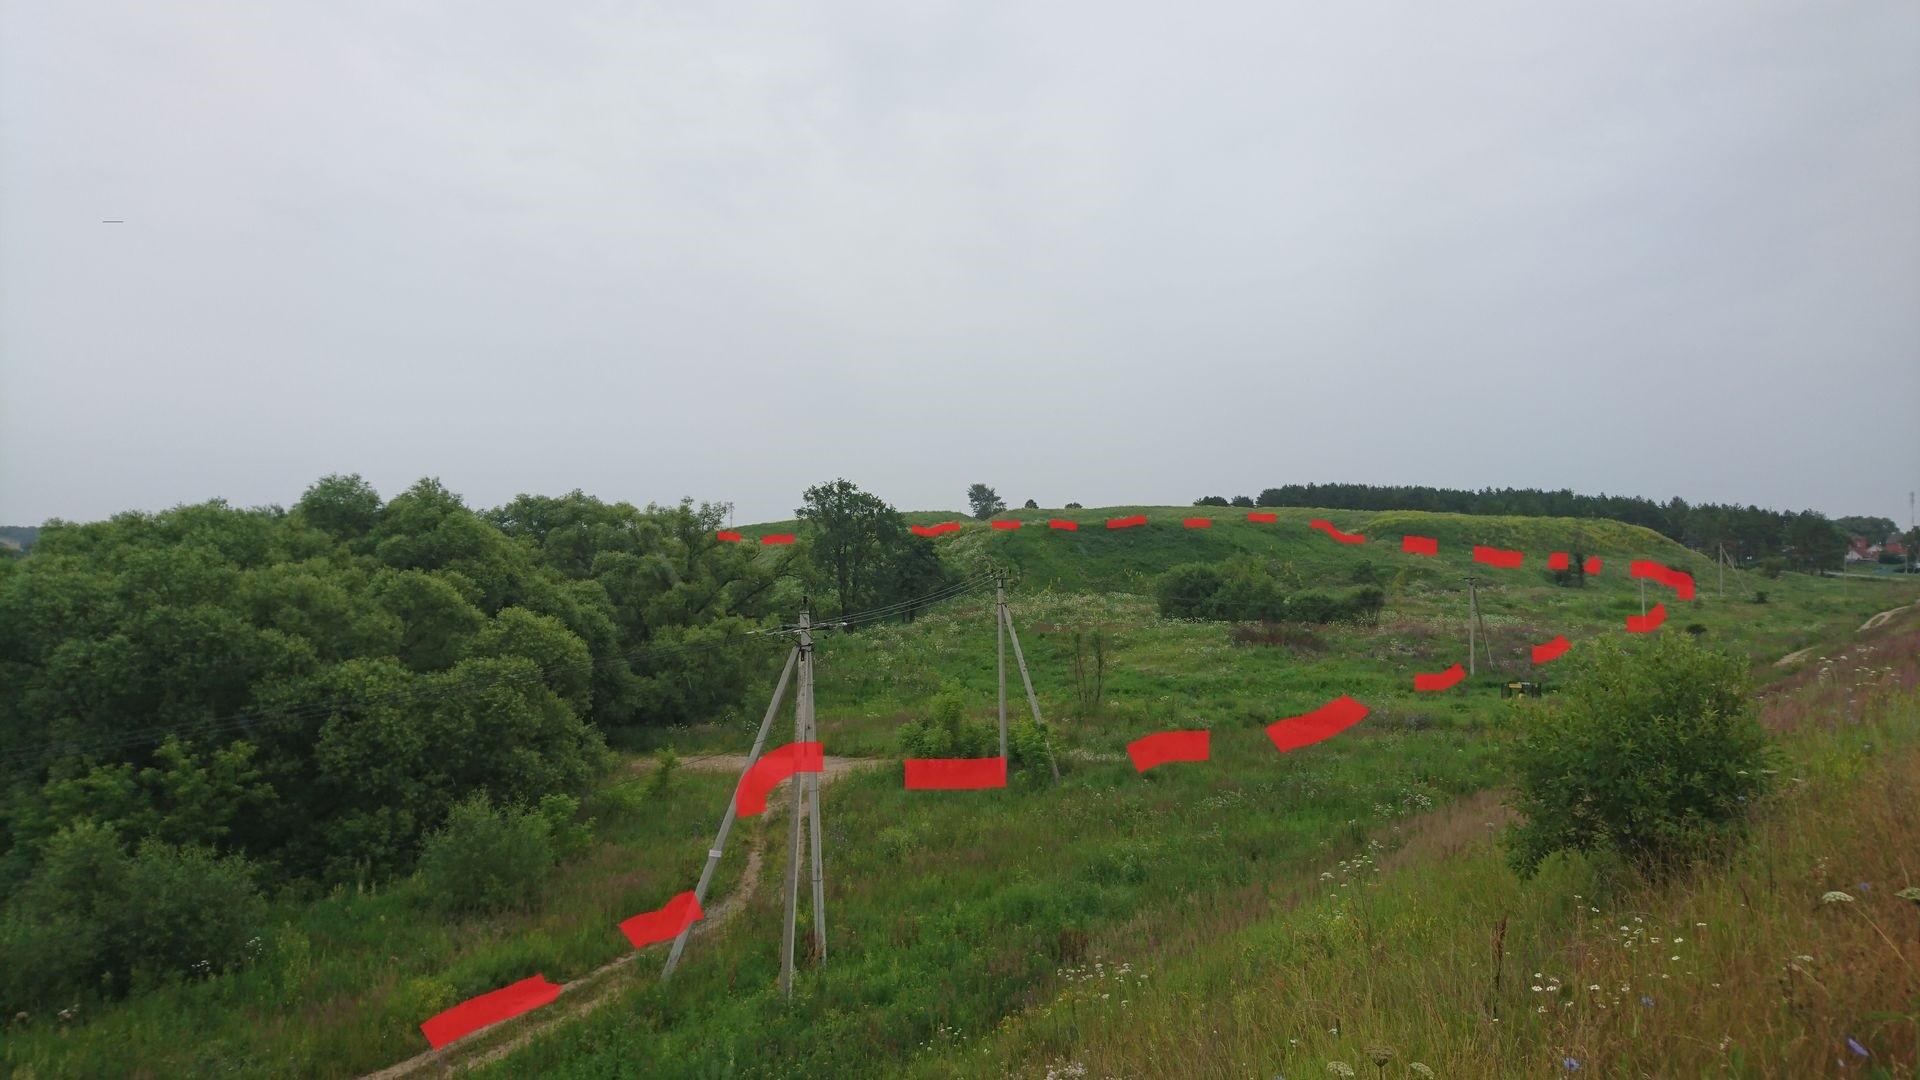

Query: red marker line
420 974 563 1049
1531 636 1571 664
1629 560 1695 600
1309 520 1366 544
1626 603 1667 633
1049 519 1078 531
1584 556 1603 576
716 530 742 542
1473 545 1524 569
760 534 795 545
910 524 940 537
1414 663 1465 692
618 890 703 949
1266 695 1370 753
904 757 1007 789
1107 515 1147 529
1182 518 1213 529
1401 535 1438 556
1547 552 1569 571
990 520 1022 530
734 742 825 816
1126 730 1210 772
1247 512 1277 523
934 521 962 534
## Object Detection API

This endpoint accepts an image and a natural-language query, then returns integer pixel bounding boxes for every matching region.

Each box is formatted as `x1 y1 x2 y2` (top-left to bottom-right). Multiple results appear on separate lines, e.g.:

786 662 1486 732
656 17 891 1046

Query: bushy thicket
0 823 267 1012
0 477 787 893
1155 558 1385 625
1502 634 1774 879
898 684 1051 772
414 793 592 915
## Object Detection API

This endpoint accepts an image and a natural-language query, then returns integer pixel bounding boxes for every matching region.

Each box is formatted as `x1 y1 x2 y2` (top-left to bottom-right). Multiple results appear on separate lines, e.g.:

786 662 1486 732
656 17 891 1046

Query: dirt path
1858 601 1919 633
363 756 881 1079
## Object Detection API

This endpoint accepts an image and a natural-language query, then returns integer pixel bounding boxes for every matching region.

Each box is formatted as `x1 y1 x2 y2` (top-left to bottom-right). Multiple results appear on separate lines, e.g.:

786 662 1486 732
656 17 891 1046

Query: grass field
5 507 1916 1078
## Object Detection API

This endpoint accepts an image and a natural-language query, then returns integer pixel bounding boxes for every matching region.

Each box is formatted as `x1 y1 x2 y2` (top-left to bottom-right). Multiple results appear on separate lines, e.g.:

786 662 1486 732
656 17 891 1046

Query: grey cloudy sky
4 0 1916 528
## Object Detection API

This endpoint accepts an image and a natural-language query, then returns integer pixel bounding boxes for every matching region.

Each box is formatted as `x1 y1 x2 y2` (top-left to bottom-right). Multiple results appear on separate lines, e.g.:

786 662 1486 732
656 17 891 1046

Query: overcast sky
3 1 1916 528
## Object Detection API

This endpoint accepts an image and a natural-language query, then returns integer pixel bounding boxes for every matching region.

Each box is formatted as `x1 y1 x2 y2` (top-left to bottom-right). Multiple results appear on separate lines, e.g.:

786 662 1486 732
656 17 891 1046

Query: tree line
1198 483 1880 571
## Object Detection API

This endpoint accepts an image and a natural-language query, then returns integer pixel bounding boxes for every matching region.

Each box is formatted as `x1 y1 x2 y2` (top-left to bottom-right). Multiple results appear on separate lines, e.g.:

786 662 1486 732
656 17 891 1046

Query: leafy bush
0 823 267 1011
1064 502 1083 510
898 684 996 759
1155 563 1226 619
413 793 582 915
1022 499 1038 509
1156 560 1383 625
1502 635 1774 880
1757 557 1786 579
1228 495 1256 508
1192 496 1230 507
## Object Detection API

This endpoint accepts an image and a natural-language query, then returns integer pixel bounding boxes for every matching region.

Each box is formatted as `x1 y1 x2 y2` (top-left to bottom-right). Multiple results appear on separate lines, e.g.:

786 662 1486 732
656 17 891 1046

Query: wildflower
1821 891 1855 904
1326 1064 1356 1078
1588 984 1600 991
1673 937 1683 943
1848 1037 1869 1057
1563 1058 1581 1071
1409 1066 1436 1079
1364 1045 1394 1066
1896 887 1920 904
1641 996 1654 1006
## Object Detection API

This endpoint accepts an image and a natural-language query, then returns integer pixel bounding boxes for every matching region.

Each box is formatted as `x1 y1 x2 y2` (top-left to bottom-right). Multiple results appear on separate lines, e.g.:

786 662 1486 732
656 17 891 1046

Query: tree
293 474 383 543
966 484 1006 520
1023 499 1038 509
1193 496 1229 507
798 479 945 615
1229 495 1256 508
1834 515 1897 541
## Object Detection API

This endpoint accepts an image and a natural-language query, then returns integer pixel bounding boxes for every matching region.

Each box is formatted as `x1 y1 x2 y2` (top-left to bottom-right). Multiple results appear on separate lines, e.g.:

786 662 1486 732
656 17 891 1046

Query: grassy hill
8 506 1917 1078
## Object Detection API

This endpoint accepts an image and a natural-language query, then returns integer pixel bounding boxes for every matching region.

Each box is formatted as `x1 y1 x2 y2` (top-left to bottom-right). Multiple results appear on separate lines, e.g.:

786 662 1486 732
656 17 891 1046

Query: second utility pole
779 606 825 1000
996 574 1008 758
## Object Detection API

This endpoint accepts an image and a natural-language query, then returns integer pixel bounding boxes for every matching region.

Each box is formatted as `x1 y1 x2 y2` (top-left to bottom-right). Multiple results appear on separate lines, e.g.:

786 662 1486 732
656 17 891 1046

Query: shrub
1192 496 1230 507
0 823 267 1011
1502 635 1774 880
413 794 563 915
898 684 996 759
1022 499 1038 509
1064 502 1083 510
1757 557 1786 579
1155 563 1226 619
1229 495 1256 508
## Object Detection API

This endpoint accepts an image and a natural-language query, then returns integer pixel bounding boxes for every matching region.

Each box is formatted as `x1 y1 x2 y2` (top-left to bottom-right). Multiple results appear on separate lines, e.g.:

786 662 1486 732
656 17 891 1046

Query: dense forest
1195 483 1895 571
0 475 949 1011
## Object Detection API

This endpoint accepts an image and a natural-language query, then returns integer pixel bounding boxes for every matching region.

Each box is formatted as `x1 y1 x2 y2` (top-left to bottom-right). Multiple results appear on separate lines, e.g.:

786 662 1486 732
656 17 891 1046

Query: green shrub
1502 635 1774 880
413 793 562 914
0 823 267 1011
897 684 997 759
1156 563 1226 619
1757 557 1786 579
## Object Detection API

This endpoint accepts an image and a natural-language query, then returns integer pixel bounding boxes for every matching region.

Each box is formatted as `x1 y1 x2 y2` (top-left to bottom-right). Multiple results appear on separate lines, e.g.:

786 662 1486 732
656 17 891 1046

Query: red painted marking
1584 556 1603 576
1629 560 1695 600
990 520 1022 530
1473 545 1524 569
760 534 795 545
733 741 825 816
1182 518 1212 529
1265 695 1370 753
1308 520 1366 544
910 524 941 537
1049 519 1078 531
1247 512 1278 523
420 974 563 1049
904 757 1007 789
716 530 742 542
1401 535 1438 556
1106 515 1147 529
617 890 703 949
1531 636 1571 664
1626 603 1667 633
1126 730 1210 772
1547 552 1569 571
1414 663 1466 692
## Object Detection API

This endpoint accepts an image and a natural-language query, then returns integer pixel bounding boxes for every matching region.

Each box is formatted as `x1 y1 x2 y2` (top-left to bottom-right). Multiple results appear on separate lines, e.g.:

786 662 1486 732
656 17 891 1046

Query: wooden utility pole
996 574 1008 759
1639 578 1647 617
779 607 814 1000
662 645 798 981
1467 576 1480 676
801 609 825 967
999 593 1061 783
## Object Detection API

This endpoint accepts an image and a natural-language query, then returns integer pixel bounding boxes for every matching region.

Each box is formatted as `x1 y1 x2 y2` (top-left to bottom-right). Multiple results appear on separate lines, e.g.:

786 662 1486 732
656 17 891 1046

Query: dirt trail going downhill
1858 601 1919 633
1775 602 1918 667
362 757 880 1079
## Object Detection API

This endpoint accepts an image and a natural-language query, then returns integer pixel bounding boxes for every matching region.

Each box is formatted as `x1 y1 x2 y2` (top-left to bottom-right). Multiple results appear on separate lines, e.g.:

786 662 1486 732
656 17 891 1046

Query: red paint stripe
1414 663 1465 692
1473 545 1524 569
733 741 825 816
617 890 703 949
1629 560 1695 600
1106 515 1147 529
1182 518 1212 528
716 530 742 542
1547 552 1569 571
1247 512 1278 523
760 534 795 545
1309 520 1367 544
938 521 962 534
1126 730 1210 772
910 524 940 537
1584 556 1603 576
1531 635 1571 664
904 757 1007 789
1049 519 1078 531
1626 603 1667 633
419 974 563 1049
990 520 1022 530
1266 695 1370 753
1401 535 1438 556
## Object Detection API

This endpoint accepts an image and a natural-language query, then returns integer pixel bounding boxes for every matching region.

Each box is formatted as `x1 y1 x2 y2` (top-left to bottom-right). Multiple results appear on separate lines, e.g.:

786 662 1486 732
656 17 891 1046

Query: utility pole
801 608 825 967
662 645 798 981
999 589 1061 783
779 606 812 1000
1467 576 1479 677
1639 577 1647 617
1717 543 1726 599
996 574 1008 759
